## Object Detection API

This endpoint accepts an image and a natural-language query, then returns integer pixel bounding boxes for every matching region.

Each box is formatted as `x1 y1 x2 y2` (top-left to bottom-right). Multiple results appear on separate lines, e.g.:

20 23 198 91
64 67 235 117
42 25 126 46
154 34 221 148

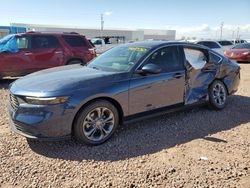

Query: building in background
142 29 176 40
8 23 176 42
0 26 26 38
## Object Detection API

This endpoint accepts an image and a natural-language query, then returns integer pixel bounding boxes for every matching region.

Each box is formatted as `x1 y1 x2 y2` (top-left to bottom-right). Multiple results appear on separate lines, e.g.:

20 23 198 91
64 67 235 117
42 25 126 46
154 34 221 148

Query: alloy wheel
82 107 115 142
212 82 226 106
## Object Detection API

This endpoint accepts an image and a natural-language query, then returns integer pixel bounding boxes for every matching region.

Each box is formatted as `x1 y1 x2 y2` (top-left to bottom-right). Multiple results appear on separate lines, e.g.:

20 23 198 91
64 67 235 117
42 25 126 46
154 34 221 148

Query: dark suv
0 32 96 78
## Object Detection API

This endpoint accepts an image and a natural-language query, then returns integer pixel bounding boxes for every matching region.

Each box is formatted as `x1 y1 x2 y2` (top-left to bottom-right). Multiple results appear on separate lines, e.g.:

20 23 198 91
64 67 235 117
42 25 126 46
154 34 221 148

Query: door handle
24 52 32 56
55 51 63 54
174 73 182 79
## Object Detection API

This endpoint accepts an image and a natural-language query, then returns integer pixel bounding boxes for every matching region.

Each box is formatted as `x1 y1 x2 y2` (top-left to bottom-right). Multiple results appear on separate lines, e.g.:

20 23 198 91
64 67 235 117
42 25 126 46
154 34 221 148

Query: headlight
24 96 69 105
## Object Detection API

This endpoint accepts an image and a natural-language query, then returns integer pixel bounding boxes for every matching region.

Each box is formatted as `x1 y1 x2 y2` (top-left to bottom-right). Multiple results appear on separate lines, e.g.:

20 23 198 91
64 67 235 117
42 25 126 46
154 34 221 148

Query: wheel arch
71 96 124 134
66 58 85 65
209 78 229 95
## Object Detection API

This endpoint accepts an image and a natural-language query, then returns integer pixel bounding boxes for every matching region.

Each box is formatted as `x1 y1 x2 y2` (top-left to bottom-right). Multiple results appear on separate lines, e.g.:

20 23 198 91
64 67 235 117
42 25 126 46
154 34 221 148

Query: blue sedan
8 41 240 145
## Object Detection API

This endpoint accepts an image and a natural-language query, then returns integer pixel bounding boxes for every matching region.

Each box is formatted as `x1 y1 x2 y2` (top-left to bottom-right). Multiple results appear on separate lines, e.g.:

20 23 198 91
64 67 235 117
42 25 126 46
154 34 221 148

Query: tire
208 80 228 110
67 60 83 65
73 100 119 145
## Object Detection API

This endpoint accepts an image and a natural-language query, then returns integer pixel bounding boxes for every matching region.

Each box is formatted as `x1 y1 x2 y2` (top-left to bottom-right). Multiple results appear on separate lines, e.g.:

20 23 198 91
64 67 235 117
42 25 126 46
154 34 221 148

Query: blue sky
1 0 250 38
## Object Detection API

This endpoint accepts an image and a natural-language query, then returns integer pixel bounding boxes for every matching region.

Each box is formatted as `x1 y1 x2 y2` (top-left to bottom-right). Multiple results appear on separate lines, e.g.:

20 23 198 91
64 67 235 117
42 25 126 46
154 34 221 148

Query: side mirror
139 63 162 75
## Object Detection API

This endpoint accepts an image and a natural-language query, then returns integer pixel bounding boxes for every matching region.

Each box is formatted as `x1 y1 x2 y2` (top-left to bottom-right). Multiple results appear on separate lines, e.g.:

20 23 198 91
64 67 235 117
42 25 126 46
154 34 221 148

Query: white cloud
104 11 112 16
165 24 250 39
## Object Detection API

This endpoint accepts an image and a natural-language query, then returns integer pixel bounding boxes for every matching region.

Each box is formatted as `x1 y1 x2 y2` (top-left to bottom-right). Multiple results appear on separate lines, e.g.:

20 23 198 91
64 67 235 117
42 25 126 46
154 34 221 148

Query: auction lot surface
0 64 250 188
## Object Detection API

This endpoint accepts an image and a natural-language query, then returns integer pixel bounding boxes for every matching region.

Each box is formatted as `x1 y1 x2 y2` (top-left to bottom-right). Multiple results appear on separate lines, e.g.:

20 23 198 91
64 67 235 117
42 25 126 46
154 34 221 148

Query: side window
16 37 30 49
184 48 207 69
209 52 222 64
144 46 184 72
31 35 60 49
62 36 87 47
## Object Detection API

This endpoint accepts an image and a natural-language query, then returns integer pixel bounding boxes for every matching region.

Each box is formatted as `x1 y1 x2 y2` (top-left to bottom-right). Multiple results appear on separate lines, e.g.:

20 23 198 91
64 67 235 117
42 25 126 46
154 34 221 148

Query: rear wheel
208 80 228 110
73 100 119 145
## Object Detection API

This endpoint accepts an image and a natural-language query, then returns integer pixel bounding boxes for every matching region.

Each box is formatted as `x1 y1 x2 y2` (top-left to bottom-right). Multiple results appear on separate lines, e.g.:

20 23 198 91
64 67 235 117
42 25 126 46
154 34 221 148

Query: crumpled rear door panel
184 61 219 105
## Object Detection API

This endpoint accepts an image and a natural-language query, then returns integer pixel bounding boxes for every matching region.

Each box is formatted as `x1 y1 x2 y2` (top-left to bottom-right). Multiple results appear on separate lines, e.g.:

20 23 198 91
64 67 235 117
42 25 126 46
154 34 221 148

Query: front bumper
8 98 74 141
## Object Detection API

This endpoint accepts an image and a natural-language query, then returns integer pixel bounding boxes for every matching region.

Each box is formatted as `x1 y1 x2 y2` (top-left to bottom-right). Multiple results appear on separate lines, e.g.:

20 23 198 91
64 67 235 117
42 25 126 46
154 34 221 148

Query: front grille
9 93 19 111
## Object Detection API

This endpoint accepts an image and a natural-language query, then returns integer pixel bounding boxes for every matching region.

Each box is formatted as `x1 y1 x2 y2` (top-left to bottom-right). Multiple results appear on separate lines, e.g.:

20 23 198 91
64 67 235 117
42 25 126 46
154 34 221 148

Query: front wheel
208 80 228 110
73 100 119 145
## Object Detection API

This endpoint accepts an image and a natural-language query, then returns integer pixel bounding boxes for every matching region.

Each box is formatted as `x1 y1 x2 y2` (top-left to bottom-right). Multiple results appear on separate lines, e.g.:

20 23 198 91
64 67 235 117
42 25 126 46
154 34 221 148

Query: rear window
62 35 88 47
218 40 233 46
197 41 221 49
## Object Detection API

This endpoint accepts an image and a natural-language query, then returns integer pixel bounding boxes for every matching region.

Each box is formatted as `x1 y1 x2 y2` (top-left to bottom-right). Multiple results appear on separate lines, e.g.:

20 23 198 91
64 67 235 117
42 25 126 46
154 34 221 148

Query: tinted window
31 35 60 49
62 35 87 47
209 52 222 64
197 41 221 49
94 40 102 45
16 37 30 49
144 46 183 72
218 40 233 46
232 43 250 49
184 48 207 69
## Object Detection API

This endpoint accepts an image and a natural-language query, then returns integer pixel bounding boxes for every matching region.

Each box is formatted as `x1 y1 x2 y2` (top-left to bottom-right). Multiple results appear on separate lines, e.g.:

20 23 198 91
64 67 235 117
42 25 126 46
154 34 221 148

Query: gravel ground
0 64 250 188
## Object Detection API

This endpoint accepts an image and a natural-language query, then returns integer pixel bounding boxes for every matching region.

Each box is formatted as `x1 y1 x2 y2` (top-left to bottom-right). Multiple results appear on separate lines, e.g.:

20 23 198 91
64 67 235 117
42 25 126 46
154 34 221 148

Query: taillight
242 51 250 55
88 48 96 56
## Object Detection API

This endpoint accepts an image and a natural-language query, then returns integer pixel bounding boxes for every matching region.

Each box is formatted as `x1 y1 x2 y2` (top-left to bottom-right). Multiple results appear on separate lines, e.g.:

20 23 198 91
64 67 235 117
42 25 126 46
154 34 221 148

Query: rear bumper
224 71 240 95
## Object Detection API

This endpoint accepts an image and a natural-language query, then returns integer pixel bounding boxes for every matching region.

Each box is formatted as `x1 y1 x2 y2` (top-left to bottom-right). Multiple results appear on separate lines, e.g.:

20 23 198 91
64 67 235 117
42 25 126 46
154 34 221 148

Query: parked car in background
231 39 248 45
91 38 106 47
0 32 96 78
9 41 240 145
224 43 250 62
196 40 233 55
91 38 116 54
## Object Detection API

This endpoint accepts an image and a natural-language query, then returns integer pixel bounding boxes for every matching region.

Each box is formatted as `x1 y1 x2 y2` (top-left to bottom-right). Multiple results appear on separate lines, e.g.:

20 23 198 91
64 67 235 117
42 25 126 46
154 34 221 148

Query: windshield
87 45 149 72
232 43 250 49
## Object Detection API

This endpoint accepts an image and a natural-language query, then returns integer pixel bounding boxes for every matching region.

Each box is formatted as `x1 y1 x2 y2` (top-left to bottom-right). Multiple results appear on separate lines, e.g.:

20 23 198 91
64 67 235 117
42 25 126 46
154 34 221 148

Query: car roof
15 32 85 37
196 40 218 43
122 41 209 50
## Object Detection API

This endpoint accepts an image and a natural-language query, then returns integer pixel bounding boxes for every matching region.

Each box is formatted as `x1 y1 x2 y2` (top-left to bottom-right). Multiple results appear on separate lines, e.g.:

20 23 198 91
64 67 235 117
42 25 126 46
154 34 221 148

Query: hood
12 65 117 93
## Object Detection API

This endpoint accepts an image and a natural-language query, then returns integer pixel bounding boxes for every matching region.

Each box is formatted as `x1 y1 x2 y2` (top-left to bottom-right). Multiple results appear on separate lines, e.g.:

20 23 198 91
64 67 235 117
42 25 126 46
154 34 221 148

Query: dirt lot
0 64 250 188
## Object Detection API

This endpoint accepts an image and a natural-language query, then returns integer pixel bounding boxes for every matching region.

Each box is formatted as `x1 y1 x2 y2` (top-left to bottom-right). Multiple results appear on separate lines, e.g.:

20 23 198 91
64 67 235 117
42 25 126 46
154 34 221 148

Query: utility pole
100 13 104 38
236 27 240 39
220 22 224 40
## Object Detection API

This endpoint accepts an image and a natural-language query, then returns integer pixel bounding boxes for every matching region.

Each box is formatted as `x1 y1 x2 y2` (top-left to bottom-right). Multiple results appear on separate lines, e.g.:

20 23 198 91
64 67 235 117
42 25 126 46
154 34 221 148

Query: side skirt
123 100 207 124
